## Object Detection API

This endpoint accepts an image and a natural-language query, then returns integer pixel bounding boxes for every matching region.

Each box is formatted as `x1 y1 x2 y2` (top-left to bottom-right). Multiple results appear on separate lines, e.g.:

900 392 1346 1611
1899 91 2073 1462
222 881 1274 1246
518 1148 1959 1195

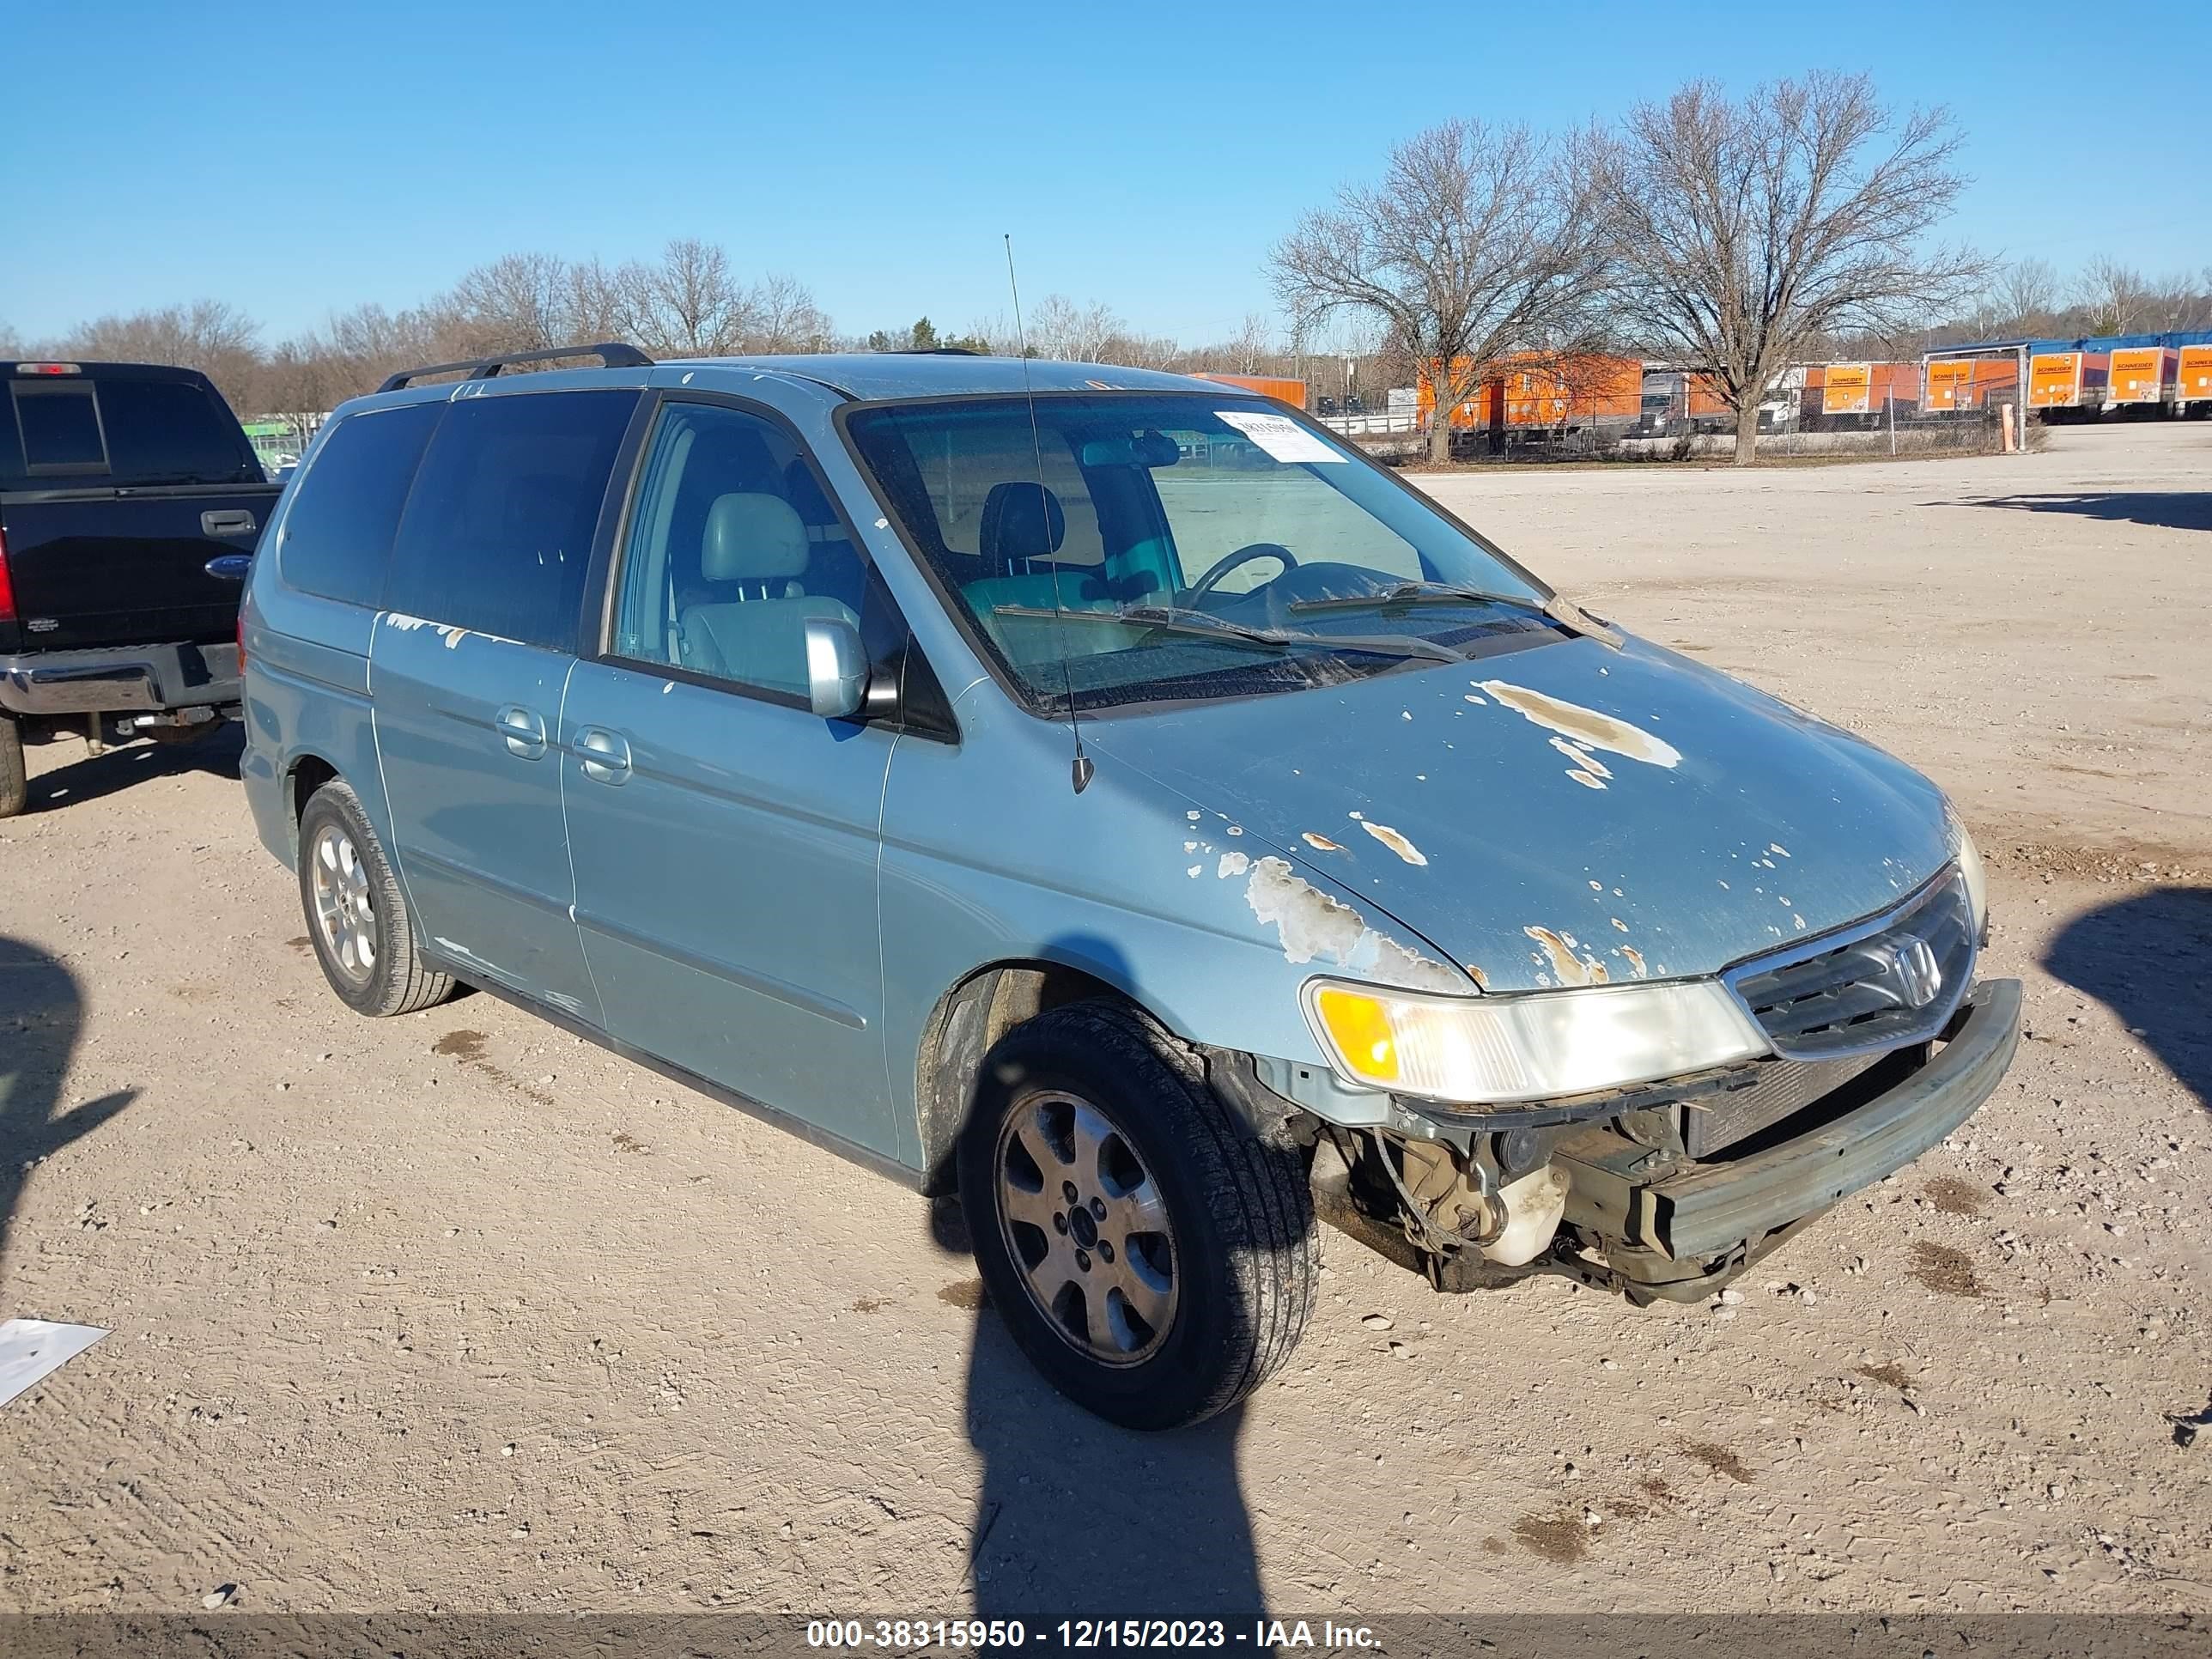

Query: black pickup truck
1 360 279 816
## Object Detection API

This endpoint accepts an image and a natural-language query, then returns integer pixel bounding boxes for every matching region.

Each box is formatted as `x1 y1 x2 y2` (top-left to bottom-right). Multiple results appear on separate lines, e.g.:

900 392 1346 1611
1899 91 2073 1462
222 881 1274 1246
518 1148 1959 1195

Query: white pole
1887 387 1897 455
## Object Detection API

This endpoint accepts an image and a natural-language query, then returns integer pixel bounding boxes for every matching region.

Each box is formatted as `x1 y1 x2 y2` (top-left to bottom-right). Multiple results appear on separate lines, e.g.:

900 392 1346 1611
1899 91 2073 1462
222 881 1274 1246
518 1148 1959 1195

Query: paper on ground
0 1319 107 1407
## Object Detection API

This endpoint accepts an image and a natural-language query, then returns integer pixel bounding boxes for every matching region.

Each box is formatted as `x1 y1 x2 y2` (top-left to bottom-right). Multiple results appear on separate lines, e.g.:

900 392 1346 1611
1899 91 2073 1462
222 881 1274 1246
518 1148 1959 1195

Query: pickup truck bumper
1555 978 2022 1299
0 641 241 719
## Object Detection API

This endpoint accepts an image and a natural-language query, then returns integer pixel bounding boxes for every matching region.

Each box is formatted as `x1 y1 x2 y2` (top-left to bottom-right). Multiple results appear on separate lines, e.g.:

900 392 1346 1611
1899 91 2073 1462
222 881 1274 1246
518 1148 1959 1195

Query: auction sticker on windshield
1215 410 1345 463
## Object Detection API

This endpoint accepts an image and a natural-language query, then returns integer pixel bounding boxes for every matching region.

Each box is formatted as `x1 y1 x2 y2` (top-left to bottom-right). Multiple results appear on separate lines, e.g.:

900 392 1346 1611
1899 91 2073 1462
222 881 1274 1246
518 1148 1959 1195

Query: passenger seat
678 492 857 696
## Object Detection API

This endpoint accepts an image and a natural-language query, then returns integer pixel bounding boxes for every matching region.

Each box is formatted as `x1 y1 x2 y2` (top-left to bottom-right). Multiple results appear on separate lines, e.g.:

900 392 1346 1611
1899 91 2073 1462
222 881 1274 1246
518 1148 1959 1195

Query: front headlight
1302 976 1770 1107
1951 815 1990 940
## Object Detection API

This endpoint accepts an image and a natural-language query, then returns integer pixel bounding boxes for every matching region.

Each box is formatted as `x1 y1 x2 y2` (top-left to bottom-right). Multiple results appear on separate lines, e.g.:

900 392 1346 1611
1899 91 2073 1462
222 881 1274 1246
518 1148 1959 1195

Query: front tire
297 779 453 1017
957 1000 1317 1430
0 714 24 818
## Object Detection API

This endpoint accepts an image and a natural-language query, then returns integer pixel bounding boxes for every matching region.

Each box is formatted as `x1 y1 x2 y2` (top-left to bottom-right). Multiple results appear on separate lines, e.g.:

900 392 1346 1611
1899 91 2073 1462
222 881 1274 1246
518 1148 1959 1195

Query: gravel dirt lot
2 422 2206 1620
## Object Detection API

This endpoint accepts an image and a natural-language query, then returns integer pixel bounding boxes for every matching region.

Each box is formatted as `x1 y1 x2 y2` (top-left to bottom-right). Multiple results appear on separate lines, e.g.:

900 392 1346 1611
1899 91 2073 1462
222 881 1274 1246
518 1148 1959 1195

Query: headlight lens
1951 816 1989 939
1303 976 1770 1106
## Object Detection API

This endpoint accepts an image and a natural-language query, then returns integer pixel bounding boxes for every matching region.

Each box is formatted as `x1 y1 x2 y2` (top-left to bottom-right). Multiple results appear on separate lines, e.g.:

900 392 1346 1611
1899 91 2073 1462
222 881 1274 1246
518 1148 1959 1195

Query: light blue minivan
240 344 2019 1428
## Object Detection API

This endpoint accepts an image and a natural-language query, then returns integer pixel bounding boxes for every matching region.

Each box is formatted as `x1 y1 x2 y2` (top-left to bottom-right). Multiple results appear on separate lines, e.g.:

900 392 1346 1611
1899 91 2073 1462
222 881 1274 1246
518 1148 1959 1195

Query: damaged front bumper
1553 977 2021 1300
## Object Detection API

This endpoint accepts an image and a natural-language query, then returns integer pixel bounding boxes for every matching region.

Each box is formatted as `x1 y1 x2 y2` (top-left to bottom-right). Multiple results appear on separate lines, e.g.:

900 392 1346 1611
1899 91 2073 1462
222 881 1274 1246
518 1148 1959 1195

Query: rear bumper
1557 978 2021 1278
0 641 241 717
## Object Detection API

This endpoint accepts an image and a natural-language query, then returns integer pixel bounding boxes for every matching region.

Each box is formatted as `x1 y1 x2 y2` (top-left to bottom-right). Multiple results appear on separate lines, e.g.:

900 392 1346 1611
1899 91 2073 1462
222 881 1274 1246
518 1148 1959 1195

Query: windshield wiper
1289 580 1540 615
989 603 1464 664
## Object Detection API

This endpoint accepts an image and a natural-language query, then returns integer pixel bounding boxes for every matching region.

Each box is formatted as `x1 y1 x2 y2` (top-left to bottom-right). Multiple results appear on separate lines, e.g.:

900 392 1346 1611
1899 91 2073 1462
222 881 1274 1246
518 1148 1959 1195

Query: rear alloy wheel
296 779 453 1017
959 1000 1316 1430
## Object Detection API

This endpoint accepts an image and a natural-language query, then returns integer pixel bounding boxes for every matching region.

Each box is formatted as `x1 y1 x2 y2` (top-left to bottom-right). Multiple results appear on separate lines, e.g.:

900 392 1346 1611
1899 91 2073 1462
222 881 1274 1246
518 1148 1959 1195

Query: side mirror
803 615 868 719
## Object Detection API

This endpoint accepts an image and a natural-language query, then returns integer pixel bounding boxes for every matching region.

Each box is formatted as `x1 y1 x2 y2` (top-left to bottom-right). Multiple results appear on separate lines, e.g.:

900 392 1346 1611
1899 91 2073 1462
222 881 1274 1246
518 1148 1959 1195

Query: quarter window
385 390 638 652
278 402 444 609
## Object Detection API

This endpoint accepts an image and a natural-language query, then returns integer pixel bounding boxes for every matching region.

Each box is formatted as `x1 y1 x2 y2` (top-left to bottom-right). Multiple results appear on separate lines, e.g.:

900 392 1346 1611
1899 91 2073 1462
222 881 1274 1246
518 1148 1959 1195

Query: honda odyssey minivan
240 343 2019 1429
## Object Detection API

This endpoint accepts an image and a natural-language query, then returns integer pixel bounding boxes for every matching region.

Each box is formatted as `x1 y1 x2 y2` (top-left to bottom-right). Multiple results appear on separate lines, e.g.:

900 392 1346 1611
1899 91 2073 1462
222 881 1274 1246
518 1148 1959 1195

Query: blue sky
5 0 2207 347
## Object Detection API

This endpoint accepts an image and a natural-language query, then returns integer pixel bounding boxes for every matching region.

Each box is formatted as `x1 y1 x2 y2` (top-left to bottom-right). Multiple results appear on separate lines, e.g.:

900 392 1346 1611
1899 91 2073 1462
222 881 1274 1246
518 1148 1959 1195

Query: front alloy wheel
994 1090 1179 1365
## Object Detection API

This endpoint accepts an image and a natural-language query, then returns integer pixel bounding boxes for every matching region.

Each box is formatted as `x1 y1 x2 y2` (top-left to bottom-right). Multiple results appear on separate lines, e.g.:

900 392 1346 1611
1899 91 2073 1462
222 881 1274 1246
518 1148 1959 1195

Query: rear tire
0 714 24 818
297 779 453 1017
957 1000 1317 1430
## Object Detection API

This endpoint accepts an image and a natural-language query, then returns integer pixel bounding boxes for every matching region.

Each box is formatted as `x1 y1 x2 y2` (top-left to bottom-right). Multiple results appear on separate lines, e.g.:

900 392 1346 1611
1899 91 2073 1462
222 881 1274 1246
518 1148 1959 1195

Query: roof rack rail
376 341 653 394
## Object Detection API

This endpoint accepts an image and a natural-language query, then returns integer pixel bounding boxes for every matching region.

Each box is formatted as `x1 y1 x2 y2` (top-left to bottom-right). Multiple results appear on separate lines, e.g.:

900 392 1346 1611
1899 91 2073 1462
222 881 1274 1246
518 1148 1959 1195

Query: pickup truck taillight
0 522 15 623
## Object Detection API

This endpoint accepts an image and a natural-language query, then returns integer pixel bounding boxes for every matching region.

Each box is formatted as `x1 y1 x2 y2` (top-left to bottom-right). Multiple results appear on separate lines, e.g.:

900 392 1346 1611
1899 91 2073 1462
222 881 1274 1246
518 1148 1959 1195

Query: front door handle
575 725 631 785
202 508 258 538
494 703 548 760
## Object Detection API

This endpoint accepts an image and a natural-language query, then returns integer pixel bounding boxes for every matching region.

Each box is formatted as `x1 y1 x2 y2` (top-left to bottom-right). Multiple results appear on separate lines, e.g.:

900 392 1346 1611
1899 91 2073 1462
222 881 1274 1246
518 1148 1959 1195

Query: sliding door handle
575 725 631 785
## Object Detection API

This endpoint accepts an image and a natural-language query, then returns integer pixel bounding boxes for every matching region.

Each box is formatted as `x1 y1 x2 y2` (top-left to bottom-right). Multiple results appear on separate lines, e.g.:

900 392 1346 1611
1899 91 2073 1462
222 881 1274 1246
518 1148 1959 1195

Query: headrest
702 492 810 583
979 481 1065 566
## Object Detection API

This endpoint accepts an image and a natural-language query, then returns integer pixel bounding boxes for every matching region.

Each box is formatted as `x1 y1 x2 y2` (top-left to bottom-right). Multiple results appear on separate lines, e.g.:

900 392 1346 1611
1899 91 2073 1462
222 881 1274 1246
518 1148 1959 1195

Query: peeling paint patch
1465 963 1488 989
1619 945 1648 978
1769 843 1790 857
1183 841 1198 853
1476 680 1683 769
1302 832 1346 852
1244 858 1462 992
1186 864 1202 878
1610 917 1629 932
1523 926 1609 986
1217 850 1251 879
1588 879 1603 890
1360 821 1428 866
1463 694 1486 705
1565 769 1607 790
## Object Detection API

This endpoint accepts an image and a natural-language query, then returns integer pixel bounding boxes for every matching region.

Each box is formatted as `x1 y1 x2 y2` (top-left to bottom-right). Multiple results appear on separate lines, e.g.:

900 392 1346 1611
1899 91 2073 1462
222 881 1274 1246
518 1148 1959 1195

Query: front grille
1725 869 1976 1060
1683 1052 1882 1157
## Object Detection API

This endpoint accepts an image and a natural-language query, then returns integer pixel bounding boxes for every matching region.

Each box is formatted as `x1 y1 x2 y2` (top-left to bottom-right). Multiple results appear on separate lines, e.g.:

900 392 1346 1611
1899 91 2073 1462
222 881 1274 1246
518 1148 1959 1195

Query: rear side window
385 390 638 652
278 403 444 607
100 379 258 483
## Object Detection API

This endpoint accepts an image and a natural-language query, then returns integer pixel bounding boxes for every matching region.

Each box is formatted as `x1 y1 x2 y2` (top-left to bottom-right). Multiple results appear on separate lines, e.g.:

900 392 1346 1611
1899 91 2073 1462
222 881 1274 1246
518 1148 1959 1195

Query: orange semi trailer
2107 347 2175 405
2029 351 2111 410
1417 355 1643 432
1923 357 2021 411
2181 344 2212 409
1190 372 1308 409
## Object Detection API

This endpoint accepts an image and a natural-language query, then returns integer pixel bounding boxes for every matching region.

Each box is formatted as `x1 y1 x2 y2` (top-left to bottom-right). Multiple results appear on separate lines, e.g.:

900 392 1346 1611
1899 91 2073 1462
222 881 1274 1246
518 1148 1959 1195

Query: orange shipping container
1924 359 1975 410
2107 347 2173 404
1821 362 1873 415
2180 343 2212 405
1416 355 1644 430
2029 353 2082 408
1191 372 1307 409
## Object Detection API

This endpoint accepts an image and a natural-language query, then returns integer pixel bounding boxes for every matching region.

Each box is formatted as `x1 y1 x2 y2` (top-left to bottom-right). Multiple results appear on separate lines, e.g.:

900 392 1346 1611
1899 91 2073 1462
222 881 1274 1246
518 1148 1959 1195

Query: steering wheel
1186 542 1298 600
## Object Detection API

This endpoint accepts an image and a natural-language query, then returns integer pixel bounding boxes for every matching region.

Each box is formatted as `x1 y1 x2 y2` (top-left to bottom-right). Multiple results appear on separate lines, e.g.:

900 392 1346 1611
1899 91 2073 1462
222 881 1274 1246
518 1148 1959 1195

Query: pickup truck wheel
297 780 453 1017
0 715 24 818
957 1000 1317 1430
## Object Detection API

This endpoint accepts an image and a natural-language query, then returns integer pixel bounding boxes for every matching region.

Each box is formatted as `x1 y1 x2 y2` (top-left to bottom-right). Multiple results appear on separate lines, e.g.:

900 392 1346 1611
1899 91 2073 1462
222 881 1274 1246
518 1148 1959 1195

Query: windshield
843 393 1557 712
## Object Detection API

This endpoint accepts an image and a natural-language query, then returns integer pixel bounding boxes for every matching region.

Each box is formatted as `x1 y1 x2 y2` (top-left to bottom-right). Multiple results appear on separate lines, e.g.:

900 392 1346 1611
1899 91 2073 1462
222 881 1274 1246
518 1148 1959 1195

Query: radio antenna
1006 234 1093 794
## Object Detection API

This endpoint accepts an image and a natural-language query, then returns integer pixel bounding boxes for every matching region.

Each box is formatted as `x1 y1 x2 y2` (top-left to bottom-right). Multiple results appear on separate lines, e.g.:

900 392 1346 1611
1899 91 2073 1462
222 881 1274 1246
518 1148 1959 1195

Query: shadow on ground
0 936 137 1273
930 1199 1266 1626
1952 492 2212 532
2042 885 2212 1115
20 723 243 815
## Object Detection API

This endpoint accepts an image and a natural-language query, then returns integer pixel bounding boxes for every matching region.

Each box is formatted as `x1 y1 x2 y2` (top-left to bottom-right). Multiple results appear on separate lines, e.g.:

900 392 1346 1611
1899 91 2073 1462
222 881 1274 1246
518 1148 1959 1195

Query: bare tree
747 273 830 352
623 238 750 356
1271 119 1610 463
1024 295 1124 363
1997 258 2060 334
447 252 570 355
1591 75 1985 463
57 300 264 408
2074 258 2152 337
0 321 21 358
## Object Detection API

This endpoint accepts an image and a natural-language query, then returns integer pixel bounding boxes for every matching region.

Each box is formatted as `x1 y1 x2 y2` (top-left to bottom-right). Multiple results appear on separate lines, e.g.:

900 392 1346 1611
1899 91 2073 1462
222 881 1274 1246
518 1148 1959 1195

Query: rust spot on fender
1477 679 1683 769
1619 945 1648 978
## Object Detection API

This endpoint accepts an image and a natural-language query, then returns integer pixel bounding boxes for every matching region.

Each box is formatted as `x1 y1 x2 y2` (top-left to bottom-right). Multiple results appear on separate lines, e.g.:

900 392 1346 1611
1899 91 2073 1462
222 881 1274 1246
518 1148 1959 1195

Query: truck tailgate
0 483 276 650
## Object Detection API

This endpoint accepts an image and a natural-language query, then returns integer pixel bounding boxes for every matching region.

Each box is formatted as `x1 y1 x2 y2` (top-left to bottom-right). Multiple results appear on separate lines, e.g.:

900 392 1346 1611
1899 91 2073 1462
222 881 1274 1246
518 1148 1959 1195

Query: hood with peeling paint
1084 635 1955 994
